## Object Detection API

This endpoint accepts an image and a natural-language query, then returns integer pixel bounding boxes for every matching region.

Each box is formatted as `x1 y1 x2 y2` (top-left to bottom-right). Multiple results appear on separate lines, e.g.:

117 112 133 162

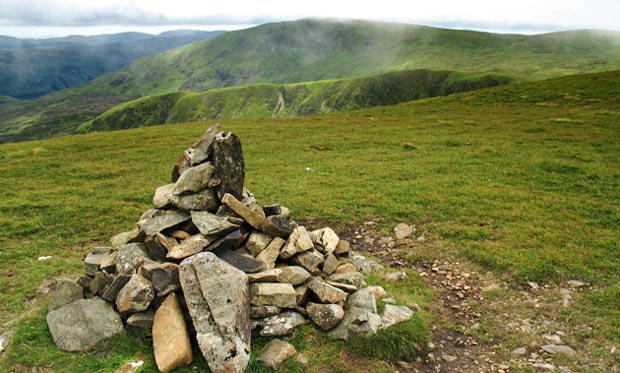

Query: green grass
2 18 620 142
0 70 619 370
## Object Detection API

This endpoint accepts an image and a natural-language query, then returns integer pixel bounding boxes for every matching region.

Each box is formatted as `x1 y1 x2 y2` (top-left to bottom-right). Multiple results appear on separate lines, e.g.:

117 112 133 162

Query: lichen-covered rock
306 302 344 331
212 132 245 200
380 305 414 328
172 161 218 195
116 243 148 275
327 307 382 340
257 339 297 370
251 311 306 337
116 274 155 313
345 288 377 313
49 278 83 312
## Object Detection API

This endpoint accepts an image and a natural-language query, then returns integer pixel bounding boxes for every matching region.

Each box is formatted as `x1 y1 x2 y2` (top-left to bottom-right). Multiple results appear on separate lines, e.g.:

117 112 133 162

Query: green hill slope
1 19 619 143
83 70 511 132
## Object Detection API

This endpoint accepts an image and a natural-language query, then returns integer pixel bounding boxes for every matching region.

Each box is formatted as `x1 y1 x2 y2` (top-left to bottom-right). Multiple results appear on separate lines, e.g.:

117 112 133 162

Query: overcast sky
1 0 619 38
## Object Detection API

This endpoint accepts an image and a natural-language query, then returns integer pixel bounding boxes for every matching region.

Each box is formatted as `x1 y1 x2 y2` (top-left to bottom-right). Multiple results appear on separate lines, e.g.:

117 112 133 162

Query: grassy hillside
83 70 511 132
1 19 619 143
0 30 224 99
0 70 619 371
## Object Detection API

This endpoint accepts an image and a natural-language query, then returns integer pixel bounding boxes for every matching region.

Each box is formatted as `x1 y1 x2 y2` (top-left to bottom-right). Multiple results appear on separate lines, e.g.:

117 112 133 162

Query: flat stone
327 307 382 340
110 228 143 249
140 209 191 237
248 269 283 283
245 232 273 256
172 161 218 195
46 298 123 352
250 283 297 308
306 302 345 331
280 226 314 260
327 272 365 288
139 261 180 297
346 288 377 313
310 227 340 254
326 281 358 293
251 311 305 337
116 274 155 313
205 229 248 252
381 305 414 328
184 123 220 167
322 253 340 275
261 214 293 238
291 249 325 273
167 234 215 260
393 223 412 240
308 278 348 303
153 183 175 209
221 193 265 229
255 237 285 269
213 246 264 273
100 275 131 303
126 310 155 328
49 278 83 312
179 252 250 373
153 293 193 373
84 251 108 276
257 339 297 370
212 131 245 200
333 263 357 274
541 344 577 356
277 266 311 286
191 211 239 236
250 305 282 318
116 243 148 275
334 240 351 256
172 188 219 212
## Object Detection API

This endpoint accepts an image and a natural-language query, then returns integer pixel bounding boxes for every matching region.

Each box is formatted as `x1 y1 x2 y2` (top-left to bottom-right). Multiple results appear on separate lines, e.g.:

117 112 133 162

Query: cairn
46 124 414 372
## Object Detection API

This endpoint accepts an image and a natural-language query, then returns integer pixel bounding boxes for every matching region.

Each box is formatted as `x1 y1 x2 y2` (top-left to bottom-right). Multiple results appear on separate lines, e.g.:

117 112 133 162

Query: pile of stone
46 124 414 373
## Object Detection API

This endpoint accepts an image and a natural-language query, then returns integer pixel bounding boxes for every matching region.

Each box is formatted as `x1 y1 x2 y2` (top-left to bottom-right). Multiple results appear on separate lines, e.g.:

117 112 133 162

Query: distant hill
1 19 619 143
0 30 224 99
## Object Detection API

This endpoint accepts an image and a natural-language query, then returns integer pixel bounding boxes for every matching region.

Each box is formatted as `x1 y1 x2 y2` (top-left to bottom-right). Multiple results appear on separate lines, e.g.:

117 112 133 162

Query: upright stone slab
212 132 245 200
153 293 193 373
180 252 250 373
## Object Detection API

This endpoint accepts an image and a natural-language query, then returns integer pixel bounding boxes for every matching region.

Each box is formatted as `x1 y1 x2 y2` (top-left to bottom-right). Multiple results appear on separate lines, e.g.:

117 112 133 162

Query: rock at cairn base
153 293 193 373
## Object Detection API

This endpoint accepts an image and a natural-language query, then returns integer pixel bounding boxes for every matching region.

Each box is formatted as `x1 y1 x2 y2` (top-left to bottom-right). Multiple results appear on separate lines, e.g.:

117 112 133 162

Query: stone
139 261 180 297
257 339 297 370
308 278 348 303
169 230 191 240
261 214 293 238
322 253 340 275
184 123 220 167
89 271 114 295
294 283 311 306
366 285 388 299
306 302 345 331
167 234 214 260
326 281 358 293
245 232 272 256
327 307 382 340
212 131 245 200
248 269 283 283
263 204 283 216
291 249 325 273
327 272 365 288
179 252 250 373
46 298 123 352
512 347 527 356
153 183 175 209
221 193 265 229
352 255 384 275
541 344 577 356
116 274 155 313
383 271 407 282
381 305 414 328
0 329 14 355
110 228 143 249
345 288 377 313
140 209 191 237
127 310 155 328
84 251 109 276
100 275 131 303
172 161 218 195
277 266 311 286
99 251 118 273
255 237 285 269
250 283 297 308
334 239 351 256
144 235 169 262
310 227 340 254
49 278 83 312
172 188 219 212
333 263 357 274
190 211 239 236
213 246 264 273
153 293 193 373
250 305 282 318
280 226 314 260
393 223 412 240
251 311 305 337
294 353 309 366
116 243 148 275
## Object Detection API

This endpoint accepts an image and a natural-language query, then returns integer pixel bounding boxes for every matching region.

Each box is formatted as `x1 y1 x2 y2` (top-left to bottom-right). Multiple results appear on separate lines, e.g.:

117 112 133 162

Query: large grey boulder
48 278 83 312
180 252 251 373
327 307 382 340
46 299 123 352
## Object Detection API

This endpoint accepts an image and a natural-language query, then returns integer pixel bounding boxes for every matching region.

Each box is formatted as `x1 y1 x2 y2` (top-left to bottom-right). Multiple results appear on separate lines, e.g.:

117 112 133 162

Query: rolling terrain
0 30 224 99
0 70 618 371
1 19 619 143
